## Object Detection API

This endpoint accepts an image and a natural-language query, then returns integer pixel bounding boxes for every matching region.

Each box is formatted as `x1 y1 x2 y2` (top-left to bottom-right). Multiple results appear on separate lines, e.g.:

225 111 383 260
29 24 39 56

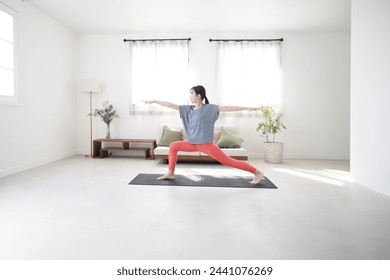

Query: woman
144 85 264 184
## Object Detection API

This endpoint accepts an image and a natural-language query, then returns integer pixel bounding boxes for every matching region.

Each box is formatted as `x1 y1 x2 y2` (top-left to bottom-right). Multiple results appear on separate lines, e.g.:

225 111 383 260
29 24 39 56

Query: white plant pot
264 142 284 163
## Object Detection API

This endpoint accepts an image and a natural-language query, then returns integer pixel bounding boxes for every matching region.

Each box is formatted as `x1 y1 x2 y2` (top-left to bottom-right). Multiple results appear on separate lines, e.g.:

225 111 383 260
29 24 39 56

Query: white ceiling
25 0 351 34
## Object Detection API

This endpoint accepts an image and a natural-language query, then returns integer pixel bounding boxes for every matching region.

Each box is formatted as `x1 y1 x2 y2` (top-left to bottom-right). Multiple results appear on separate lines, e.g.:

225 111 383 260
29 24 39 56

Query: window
129 40 189 114
215 41 282 111
0 3 18 105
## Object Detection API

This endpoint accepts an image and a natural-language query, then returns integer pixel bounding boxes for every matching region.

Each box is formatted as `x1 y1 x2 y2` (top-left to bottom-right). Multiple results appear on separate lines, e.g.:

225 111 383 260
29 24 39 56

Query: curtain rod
123 38 191 42
209 38 283 42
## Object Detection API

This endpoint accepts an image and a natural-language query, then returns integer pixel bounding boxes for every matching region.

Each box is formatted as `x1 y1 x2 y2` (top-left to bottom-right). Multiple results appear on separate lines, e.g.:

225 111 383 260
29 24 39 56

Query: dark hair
191 85 209 104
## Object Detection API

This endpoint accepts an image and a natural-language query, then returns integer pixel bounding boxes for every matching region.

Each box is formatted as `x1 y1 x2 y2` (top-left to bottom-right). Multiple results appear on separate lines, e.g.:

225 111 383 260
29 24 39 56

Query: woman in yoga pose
144 85 264 184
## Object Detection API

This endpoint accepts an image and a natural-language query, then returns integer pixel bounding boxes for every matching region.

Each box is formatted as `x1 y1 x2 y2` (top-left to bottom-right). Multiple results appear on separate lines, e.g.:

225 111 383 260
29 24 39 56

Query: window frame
0 2 19 106
128 40 190 115
215 41 282 116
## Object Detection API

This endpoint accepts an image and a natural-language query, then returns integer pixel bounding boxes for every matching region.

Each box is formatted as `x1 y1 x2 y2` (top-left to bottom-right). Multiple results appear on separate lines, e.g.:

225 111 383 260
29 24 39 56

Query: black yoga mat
129 173 277 189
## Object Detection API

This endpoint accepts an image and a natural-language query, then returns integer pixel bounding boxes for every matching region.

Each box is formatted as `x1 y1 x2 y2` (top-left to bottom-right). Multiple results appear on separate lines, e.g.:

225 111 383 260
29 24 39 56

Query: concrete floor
0 155 390 260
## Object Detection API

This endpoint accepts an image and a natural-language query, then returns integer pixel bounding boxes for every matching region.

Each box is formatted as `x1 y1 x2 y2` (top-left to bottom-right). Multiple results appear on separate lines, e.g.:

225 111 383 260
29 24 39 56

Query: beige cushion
154 146 201 156
181 129 187 141
216 127 243 148
158 126 182 146
200 148 247 157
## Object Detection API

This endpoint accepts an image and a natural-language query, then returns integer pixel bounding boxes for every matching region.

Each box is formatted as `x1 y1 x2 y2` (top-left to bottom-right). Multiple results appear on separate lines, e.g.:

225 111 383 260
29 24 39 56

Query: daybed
154 125 248 163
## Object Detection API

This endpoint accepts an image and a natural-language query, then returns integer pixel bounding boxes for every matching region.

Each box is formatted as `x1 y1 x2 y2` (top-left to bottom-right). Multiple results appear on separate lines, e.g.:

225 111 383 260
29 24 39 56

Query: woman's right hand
142 100 154 104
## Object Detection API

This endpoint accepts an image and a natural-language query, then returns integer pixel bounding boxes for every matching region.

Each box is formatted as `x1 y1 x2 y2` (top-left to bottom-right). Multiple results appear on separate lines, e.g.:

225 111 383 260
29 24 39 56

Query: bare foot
250 170 264 184
157 173 176 180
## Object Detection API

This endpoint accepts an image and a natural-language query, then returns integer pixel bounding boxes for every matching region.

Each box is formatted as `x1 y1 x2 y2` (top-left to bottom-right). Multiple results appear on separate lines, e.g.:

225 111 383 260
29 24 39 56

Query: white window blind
216 41 282 110
129 40 189 114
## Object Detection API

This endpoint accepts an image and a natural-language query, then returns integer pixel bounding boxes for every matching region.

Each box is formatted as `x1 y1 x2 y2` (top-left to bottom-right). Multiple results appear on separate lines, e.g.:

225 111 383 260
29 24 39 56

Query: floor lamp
81 80 101 157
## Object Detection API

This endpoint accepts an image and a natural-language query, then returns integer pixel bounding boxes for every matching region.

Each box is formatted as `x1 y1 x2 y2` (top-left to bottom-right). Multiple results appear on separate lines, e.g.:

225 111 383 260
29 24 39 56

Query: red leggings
168 141 257 174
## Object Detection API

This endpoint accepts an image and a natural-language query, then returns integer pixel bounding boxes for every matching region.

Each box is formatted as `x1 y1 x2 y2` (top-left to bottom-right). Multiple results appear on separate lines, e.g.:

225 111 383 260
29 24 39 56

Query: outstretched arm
219 106 258 112
143 100 179 111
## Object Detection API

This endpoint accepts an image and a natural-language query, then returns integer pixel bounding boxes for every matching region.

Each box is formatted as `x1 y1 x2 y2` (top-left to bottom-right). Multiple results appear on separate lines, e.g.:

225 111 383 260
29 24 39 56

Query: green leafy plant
91 101 119 125
256 105 286 142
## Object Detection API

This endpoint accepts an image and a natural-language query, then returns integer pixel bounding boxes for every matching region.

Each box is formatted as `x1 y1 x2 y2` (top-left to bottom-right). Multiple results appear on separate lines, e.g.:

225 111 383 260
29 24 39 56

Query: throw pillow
216 127 243 148
214 131 221 142
181 129 188 141
158 126 182 146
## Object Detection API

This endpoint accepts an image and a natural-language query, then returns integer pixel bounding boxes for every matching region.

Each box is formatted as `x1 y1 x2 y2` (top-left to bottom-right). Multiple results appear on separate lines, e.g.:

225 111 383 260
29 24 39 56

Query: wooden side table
92 139 157 159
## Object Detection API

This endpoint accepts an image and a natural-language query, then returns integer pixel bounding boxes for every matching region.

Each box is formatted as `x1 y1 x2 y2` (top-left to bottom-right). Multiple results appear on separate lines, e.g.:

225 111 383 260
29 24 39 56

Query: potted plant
256 105 286 163
91 101 120 139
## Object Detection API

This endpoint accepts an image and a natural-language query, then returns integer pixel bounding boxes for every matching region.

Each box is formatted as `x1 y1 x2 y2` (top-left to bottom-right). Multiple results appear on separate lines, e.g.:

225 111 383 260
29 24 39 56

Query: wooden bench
100 147 150 159
93 139 156 159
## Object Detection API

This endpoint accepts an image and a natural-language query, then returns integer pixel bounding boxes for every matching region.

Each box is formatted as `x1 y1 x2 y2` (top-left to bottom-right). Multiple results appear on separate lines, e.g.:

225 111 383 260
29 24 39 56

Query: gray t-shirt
179 104 219 144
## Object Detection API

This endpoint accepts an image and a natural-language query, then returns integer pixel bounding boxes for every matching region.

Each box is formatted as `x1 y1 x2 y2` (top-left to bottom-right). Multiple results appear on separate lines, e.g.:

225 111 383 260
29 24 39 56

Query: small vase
105 123 111 139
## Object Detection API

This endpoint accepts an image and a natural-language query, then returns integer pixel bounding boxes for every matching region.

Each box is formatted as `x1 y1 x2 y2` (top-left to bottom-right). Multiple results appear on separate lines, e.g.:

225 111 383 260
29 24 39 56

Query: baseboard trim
248 152 350 161
0 151 77 178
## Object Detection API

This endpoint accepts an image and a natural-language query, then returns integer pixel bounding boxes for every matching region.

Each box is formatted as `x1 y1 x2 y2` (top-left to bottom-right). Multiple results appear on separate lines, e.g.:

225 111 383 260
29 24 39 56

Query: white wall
351 0 390 196
0 1 351 180
77 32 350 159
283 33 351 159
0 0 77 177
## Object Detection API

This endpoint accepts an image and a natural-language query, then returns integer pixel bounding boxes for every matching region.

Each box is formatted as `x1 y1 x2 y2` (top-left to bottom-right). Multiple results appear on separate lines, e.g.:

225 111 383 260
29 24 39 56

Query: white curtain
216 41 282 109
129 40 189 114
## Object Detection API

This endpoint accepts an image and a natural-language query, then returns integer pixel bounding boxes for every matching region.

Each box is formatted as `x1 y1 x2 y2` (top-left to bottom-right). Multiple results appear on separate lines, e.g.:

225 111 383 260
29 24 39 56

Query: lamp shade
81 80 101 93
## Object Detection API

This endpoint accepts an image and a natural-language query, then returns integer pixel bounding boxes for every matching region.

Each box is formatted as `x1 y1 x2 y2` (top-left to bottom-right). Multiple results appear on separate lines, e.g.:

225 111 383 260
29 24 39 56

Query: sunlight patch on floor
178 167 248 178
182 174 202 182
273 167 351 187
